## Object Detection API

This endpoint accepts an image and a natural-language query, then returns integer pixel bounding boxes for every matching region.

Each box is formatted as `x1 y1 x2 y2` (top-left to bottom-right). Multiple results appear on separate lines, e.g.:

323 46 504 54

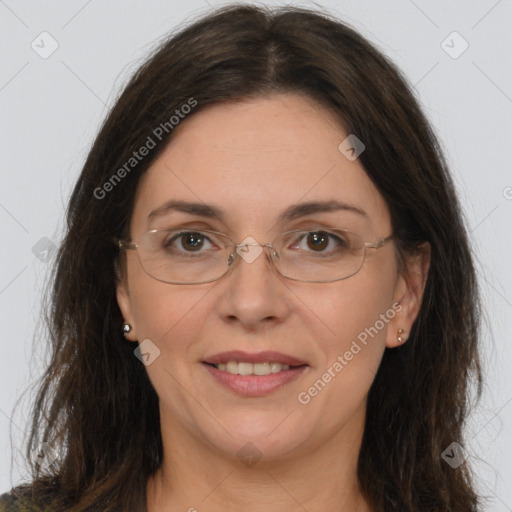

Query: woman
0 4 482 511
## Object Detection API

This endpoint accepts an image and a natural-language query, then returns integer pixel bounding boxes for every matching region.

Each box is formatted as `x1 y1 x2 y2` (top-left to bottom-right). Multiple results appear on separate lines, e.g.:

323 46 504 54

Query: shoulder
0 490 50 512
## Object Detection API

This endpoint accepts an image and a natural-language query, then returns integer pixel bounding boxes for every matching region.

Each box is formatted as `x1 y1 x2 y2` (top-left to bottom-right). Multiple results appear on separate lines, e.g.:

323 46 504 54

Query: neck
146 404 371 512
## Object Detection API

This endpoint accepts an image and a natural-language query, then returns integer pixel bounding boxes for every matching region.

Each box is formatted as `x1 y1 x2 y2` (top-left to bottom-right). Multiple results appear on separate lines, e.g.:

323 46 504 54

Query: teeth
215 361 291 375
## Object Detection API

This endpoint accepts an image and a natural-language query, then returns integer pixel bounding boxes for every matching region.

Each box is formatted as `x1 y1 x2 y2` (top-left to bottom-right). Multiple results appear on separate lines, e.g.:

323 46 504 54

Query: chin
198 412 312 463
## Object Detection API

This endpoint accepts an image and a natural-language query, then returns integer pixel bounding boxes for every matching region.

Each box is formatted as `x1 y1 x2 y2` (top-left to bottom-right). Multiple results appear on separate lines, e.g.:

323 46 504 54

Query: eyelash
163 230 349 255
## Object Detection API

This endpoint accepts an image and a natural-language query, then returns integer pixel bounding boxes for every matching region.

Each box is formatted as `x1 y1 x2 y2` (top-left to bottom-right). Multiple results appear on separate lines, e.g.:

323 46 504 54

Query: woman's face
117 93 426 462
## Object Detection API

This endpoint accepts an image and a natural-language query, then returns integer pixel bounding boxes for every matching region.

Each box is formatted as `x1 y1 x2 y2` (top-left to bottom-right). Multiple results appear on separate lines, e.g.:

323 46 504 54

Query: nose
216 240 292 330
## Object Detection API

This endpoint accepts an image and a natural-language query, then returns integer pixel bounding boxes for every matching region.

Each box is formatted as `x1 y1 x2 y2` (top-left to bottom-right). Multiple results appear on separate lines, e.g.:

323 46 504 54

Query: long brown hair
7 4 482 511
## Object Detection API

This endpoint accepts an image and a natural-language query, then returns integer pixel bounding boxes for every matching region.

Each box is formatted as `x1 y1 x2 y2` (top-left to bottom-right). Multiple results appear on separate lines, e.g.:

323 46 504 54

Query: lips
203 362 309 396
202 350 308 367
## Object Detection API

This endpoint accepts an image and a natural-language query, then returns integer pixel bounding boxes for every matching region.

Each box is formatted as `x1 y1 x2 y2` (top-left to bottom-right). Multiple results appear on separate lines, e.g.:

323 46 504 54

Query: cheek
316 279 394 340
126 255 210 353
295 279 395 428
307 260 398 372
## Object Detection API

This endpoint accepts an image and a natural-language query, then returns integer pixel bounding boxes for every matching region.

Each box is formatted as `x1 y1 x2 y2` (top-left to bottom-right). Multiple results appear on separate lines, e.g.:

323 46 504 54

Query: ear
115 258 138 342
386 242 431 348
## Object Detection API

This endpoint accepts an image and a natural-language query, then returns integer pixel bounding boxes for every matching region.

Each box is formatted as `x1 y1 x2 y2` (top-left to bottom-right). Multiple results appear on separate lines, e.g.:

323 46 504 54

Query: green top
0 492 49 512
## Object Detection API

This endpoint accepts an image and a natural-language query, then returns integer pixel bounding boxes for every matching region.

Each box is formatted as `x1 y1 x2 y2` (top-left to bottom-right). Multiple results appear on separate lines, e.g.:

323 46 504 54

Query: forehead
131 93 391 236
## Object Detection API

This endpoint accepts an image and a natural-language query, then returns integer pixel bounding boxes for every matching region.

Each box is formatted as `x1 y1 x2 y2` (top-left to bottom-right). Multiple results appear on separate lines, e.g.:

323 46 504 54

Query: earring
123 323 132 336
397 328 408 343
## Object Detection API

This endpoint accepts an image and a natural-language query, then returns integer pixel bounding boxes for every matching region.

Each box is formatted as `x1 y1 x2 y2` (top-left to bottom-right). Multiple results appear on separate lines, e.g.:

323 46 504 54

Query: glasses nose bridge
236 241 274 250
230 240 279 269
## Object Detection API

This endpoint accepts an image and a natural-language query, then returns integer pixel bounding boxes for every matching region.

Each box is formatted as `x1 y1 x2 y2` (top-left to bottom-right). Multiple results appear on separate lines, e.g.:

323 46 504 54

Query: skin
116 93 430 512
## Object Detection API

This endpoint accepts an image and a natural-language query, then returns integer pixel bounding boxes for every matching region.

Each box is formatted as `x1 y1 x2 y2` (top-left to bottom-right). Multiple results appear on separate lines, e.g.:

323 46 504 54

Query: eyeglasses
115 227 393 284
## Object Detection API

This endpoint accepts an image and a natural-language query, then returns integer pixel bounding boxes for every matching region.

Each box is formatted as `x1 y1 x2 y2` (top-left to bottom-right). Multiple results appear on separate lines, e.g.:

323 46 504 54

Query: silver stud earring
397 328 408 343
123 323 132 336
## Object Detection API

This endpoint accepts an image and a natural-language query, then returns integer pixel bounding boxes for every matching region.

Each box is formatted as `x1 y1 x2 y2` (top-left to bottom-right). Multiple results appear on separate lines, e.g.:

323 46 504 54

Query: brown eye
163 231 212 253
288 230 350 255
306 232 329 251
180 232 205 251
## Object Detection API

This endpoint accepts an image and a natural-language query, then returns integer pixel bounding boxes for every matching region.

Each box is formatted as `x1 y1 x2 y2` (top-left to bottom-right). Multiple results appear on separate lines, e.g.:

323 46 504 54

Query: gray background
1 0 511 509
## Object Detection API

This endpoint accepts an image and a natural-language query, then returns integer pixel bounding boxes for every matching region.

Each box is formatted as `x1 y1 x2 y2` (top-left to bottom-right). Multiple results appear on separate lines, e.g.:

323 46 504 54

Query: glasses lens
272 229 365 282
134 228 368 284
137 229 232 284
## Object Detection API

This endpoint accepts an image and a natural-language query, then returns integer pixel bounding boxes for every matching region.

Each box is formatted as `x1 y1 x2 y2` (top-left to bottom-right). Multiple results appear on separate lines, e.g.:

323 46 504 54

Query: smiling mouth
204 361 307 376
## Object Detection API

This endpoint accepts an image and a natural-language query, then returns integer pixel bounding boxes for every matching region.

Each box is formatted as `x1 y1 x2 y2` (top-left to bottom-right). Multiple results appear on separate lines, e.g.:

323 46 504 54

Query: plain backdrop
1 0 511 509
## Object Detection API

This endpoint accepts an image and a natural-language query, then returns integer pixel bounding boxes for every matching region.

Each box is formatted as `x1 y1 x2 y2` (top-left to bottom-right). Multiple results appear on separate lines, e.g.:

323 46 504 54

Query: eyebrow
147 199 369 226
